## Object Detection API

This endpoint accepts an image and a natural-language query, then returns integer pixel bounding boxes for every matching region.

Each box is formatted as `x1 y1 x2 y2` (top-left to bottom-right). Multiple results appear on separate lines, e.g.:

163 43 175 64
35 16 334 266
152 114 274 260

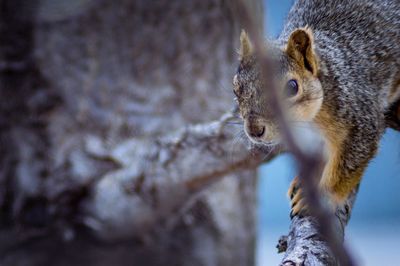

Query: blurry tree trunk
0 0 266 266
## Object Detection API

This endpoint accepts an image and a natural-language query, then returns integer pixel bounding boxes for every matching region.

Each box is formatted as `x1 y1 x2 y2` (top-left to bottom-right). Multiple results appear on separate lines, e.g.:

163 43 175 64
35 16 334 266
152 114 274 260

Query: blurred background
257 1 400 265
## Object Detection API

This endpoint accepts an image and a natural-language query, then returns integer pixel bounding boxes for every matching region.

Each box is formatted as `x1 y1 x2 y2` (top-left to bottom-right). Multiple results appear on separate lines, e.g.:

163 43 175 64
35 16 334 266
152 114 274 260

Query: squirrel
233 0 400 217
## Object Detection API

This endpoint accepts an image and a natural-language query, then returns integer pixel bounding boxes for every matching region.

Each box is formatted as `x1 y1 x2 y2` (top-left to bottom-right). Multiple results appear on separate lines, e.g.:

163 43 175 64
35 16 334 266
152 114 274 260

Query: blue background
257 1 400 265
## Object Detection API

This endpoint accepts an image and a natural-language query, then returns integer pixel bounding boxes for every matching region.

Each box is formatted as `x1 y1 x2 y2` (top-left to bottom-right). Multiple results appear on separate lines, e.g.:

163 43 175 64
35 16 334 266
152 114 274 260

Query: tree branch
278 189 357 265
81 111 278 241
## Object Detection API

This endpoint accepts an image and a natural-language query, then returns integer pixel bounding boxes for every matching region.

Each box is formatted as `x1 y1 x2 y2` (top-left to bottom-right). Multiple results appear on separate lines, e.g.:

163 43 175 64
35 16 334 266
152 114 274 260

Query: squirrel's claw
291 187 303 207
291 198 308 218
288 177 339 219
287 176 300 200
288 176 309 219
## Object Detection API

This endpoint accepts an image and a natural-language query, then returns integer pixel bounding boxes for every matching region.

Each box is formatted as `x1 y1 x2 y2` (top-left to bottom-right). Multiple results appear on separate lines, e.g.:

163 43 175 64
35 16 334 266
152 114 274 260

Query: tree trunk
0 0 266 265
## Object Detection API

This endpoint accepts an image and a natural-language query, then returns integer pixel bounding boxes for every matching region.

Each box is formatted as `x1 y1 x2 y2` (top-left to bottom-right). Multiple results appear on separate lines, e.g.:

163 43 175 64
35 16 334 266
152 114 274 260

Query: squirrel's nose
247 124 265 138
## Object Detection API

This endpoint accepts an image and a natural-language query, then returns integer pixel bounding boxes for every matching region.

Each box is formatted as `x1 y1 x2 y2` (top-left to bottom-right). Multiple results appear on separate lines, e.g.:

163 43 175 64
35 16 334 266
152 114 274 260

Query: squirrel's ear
286 28 318 75
239 29 253 61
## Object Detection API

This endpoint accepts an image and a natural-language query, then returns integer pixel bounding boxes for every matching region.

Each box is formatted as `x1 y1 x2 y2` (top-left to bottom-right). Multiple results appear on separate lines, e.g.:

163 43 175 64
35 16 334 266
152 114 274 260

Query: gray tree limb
81 111 271 241
278 190 357 266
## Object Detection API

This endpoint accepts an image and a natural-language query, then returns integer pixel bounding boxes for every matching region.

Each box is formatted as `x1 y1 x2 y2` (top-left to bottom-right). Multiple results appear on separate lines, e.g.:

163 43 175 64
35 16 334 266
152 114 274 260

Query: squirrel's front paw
288 177 309 219
288 177 341 219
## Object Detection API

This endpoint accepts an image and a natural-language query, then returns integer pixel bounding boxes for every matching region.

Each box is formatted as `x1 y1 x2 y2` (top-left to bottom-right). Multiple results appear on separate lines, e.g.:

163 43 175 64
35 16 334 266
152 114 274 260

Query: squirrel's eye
285 79 299 98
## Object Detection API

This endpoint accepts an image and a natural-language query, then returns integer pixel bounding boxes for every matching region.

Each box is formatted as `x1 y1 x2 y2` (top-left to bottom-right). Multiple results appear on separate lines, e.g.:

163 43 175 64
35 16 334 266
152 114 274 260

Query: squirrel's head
233 28 323 145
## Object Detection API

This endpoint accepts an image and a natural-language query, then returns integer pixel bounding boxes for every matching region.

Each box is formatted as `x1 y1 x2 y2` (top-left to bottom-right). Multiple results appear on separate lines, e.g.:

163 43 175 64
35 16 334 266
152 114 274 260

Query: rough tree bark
277 190 357 266
0 0 267 266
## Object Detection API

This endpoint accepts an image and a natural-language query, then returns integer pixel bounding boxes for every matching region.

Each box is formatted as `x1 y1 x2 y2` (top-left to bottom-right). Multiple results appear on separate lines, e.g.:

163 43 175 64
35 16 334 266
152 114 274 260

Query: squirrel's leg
320 121 382 207
290 118 382 217
290 148 369 217
319 147 365 206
